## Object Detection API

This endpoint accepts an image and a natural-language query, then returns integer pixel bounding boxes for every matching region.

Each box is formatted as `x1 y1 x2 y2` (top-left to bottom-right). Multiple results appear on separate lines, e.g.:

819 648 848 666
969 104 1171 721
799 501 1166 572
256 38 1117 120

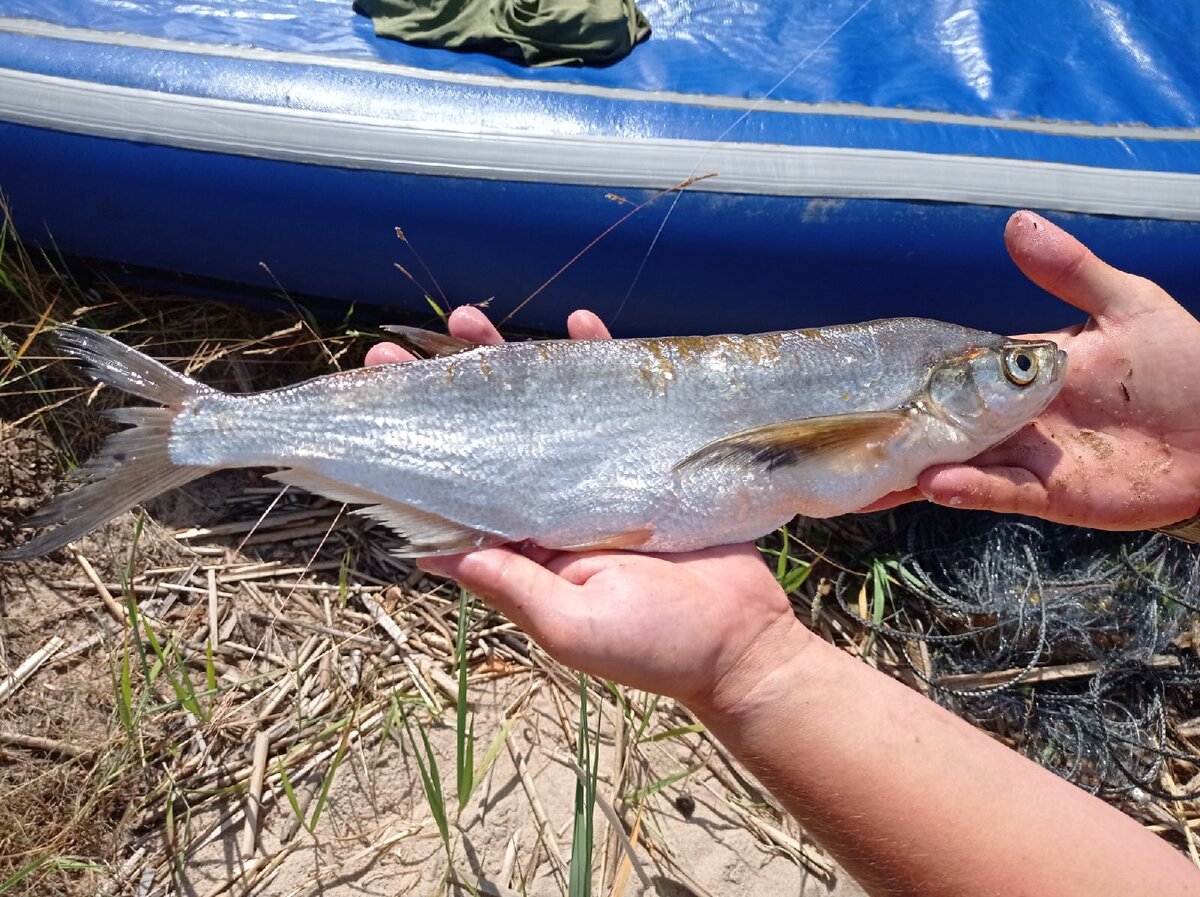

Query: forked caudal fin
0 327 216 561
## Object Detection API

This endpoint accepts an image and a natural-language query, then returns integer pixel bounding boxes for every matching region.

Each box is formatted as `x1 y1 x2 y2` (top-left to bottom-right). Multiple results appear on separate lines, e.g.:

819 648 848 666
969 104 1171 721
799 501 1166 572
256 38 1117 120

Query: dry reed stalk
936 654 1182 690
74 553 130 626
206 568 220 652
358 590 409 649
499 830 520 888
174 508 330 540
51 579 225 598
95 846 147 897
0 635 65 704
0 730 92 759
506 740 568 884
725 799 836 879
608 807 642 897
241 730 271 857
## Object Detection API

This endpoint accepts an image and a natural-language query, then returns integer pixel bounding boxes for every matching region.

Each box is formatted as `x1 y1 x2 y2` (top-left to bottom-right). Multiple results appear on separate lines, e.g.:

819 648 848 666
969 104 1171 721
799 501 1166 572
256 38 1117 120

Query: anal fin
268 468 504 556
673 410 912 474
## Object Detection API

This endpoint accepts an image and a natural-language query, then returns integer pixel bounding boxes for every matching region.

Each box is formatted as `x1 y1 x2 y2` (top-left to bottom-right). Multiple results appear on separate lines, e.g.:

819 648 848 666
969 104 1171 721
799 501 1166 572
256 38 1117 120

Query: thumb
918 464 1052 519
1004 210 1161 320
419 548 581 650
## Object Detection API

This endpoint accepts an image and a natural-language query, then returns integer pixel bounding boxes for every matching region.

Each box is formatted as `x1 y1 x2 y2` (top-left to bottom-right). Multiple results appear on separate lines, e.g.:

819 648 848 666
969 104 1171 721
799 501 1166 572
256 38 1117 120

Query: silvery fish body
1 319 1066 560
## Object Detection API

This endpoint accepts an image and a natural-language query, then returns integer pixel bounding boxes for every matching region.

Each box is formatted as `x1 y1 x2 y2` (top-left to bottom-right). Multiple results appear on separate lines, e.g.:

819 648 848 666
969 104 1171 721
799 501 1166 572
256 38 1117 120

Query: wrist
688 613 826 732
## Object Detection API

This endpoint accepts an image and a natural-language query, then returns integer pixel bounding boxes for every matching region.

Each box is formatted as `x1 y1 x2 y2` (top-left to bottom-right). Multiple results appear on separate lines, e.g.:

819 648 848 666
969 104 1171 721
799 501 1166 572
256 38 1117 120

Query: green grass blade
455 588 475 814
458 713 475 815
402 709 449 851
425 294 449 321
308 707 356 831
863 556 895 655
644 722 706 743
0 856 46 894
568 673 599 897
625 767 692 805
774 526 789 581
631 693 660 744
277 759 311 834
475 716 514 784
779 560 813 593
115 646 134 734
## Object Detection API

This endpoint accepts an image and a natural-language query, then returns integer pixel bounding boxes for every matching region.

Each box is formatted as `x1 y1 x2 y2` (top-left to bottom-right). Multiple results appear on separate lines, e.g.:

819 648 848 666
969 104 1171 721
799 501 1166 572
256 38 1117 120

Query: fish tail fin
0 327 217 561
55 325 205 405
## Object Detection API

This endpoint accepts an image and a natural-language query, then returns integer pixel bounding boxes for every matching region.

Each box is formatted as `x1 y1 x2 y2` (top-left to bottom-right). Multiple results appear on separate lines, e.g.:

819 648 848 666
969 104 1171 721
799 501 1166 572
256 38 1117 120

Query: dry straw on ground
1 232 1198 896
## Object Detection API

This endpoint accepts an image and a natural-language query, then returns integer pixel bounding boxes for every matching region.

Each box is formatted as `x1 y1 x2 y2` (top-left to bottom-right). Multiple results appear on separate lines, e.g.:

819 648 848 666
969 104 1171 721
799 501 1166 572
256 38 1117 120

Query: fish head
925 337 1067 441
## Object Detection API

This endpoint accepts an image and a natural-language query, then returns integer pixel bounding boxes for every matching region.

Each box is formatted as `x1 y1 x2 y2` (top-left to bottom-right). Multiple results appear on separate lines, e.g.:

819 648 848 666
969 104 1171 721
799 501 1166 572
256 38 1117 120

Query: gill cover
926 338 1066 434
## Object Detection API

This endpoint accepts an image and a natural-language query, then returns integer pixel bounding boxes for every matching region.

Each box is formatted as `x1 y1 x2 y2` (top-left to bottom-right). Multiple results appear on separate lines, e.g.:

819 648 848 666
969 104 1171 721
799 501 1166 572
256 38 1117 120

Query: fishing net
805 508 1200 801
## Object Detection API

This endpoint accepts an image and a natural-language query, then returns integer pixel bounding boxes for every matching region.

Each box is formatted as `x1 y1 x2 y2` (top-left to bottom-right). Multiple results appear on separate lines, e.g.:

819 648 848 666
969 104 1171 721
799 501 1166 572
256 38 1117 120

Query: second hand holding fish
867 210 1200 536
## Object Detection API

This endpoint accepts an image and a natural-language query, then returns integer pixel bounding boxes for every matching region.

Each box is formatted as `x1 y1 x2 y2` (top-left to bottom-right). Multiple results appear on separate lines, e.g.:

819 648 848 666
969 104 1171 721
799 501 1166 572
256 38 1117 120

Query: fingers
567 310 612 340
856 487 924 514
447 306 504 344
419 548 581 652
1004 210 1163 320
918 464 1052 518
364 343 416 366
369 307 608 366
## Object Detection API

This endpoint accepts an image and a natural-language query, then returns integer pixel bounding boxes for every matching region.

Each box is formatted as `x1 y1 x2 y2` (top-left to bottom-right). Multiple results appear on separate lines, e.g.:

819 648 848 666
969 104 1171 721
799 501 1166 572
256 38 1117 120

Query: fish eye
1003 349 1038 386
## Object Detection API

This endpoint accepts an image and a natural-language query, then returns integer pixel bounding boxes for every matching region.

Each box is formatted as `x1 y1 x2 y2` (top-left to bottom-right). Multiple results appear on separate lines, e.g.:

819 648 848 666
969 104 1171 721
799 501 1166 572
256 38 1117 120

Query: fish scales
175 321 978 534
1 318 1067 560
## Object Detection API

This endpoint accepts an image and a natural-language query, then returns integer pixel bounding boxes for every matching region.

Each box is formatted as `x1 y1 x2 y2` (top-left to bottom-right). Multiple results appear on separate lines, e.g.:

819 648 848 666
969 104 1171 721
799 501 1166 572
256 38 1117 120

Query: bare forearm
691 619 1200 897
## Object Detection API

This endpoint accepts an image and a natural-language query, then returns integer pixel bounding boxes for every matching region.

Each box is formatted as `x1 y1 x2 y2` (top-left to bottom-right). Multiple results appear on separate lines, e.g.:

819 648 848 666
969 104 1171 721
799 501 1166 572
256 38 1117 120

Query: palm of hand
998 303 1200 527
921 216 1200 531
454 543 795 707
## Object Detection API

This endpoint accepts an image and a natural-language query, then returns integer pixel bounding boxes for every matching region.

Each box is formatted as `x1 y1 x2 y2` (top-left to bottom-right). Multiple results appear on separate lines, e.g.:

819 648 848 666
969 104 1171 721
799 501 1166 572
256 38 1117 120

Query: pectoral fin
268 468 504 556
673 411 912 474
379 325 478 358
1158 514 1200 544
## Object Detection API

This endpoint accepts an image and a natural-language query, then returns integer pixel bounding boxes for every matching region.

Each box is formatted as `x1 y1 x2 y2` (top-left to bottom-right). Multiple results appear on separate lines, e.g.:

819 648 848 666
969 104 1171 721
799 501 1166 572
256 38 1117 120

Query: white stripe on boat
3 66 1200 220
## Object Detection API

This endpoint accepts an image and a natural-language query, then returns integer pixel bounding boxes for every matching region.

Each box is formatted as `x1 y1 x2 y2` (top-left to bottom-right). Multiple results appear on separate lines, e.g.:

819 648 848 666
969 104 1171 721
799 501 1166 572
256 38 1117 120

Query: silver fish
0 319 1066 560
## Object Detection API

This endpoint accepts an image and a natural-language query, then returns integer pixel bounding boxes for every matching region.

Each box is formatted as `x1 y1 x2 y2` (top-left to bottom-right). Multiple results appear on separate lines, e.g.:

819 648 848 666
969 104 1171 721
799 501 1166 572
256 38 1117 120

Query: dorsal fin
379 325 478 358
673 411 912 474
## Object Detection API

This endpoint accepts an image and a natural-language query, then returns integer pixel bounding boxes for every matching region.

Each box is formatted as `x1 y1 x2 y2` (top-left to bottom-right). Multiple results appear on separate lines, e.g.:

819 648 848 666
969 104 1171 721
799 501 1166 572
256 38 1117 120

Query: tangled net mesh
814 508 1200 801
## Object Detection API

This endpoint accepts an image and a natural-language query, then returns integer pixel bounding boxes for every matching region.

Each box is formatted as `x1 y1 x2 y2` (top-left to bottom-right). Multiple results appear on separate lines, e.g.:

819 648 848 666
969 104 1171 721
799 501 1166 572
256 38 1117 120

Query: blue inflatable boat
1 1 1198 335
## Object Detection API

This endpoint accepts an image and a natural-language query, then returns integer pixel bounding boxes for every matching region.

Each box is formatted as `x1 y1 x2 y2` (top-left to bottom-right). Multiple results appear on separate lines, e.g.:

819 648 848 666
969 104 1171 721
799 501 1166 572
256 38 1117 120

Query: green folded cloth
354 0 651 67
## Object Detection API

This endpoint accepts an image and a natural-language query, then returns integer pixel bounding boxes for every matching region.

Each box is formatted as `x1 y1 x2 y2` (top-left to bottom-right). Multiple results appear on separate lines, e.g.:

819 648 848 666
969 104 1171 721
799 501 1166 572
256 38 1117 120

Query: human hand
869 210 1200 533
366 306 804 710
